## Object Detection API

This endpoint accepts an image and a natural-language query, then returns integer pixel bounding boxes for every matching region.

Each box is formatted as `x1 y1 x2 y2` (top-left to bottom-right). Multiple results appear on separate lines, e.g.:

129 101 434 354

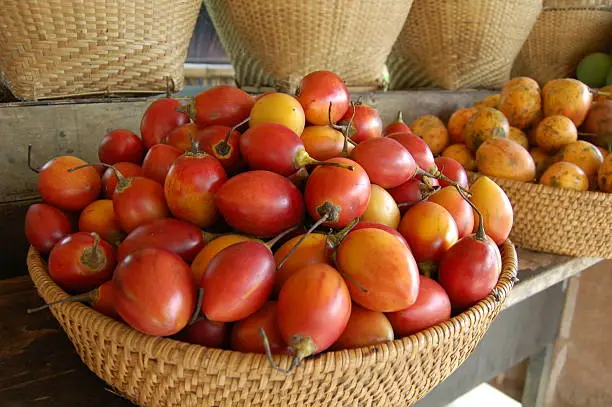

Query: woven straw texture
387 0 543 90
0 0 202 100
27 242 517 407
469 173 612 259
203 0 413 93
511 1 612 86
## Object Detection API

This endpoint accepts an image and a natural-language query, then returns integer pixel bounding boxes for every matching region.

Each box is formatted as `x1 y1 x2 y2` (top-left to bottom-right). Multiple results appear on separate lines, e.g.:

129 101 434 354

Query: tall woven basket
387 0 543 90
512 0 612 86
27 242 517 407
0 0 202 100
203 0 414 93
469 173 612 259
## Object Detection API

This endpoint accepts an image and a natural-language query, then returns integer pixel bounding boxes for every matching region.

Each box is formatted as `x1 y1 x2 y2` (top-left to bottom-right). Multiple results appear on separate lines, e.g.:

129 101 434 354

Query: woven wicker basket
27 242 517 407
469 173 612 259
387 0 543 90
203 0 413 93
511 0 612 86
0 0 202 100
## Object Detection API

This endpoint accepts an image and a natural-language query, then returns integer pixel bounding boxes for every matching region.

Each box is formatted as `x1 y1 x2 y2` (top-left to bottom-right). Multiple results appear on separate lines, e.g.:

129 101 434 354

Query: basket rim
468 171 612 202
27 241 517 373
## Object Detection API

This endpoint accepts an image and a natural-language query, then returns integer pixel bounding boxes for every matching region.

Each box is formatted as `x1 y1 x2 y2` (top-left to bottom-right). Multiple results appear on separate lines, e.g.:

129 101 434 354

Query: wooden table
0 248 601 407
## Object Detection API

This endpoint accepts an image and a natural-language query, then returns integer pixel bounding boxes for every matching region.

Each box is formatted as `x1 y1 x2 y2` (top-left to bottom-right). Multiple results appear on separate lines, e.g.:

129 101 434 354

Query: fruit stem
187 132 203 156
294 149 354 171
276 214 329 270
215 116 249 157
342 103 357 155
69 163 124 182
189 288 204 325
27 144 40 173
27 290 96 313
202 231 222 243
454 184 487 241
325 217 359 249
590 88 611 97
416 167 471 197
265 225 301 249
395 110 404 123
81 232 106 270
259 328 298 374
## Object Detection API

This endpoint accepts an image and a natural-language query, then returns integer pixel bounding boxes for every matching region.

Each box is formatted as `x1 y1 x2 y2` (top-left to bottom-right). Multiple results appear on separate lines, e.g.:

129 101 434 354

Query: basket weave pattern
511 1 612 85
27 242 517 407
388 0 543 90
203 0 414 92
469 173 612 259
0 0 202 100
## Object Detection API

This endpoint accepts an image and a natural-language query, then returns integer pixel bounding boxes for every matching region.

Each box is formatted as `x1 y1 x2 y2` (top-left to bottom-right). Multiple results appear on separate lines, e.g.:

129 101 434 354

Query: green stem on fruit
276 215 329 270
395 110 404 123
454 184 487 241
259 328 299 374
175 102 196 121
416 167 471 197
187 132 204 157
27 144 40 173
215 116 250 157
418 261 438 279
189 288 204 326
26 290 97 314
202 231 222 243
590 88 611 97
265 224 301 249
69 163 130 191
80 233 106 271
325 217 359 250
294 149 354 171
342 102 357 156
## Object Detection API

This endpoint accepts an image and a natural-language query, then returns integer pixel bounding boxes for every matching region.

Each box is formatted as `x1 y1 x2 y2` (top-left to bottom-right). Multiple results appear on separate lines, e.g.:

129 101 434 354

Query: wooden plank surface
0 249 597 407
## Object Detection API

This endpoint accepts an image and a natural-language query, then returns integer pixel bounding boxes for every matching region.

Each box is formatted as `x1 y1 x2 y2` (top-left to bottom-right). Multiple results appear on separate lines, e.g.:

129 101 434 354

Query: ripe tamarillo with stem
469 176 513 245
265 263 351 373
114 247 196 336
231 302 289 354
98 129 144 165
331 304 394 350
175 317 230 349
296 70 350 125
383 111 413 136
336 103 383 144
300 125 349 161
29 146 101 212
350 137 417 188
215 170 305 237
240 122 354 176
27 280 119 320
304 157 371 228
200 226 298 322
194 125 244 175
25 203 73 254
48 232 116 293
117 218 207 263
388 178 438 213
102 162 142 198
178 85 254 128
386 132 437 174
141 144 182 185
140 98 190 148
164 123 200 152
70 164 169 233
438 187 503 311
164 140 228 228
78 199 125 247
386 275 451 337
334 228 420 312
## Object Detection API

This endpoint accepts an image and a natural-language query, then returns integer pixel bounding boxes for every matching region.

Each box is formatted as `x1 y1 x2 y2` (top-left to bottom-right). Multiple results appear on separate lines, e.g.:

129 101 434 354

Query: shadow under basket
469 173 612 259
27 242 517 407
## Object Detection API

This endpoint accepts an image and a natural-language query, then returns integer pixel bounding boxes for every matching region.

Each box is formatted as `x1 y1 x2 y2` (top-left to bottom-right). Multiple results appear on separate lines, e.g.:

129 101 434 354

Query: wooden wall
0 89 491 279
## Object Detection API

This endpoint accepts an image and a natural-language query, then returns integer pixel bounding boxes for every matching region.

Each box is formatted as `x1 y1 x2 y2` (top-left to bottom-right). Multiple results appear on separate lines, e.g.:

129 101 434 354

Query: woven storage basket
469 173 612 259
387 0 543 90
512 0 612 86
0 0 202 100
27 242 517 407
203 0 414 93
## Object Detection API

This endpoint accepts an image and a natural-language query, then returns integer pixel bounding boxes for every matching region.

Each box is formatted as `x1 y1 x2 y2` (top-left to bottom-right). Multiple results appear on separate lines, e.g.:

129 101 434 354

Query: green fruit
577 52 612 88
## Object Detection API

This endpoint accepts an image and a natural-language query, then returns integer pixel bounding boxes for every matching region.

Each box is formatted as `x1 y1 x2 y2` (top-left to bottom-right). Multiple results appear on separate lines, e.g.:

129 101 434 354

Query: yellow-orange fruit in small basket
540 161 589 191
475 137 536 182
463 108 510 152
535 115 577 152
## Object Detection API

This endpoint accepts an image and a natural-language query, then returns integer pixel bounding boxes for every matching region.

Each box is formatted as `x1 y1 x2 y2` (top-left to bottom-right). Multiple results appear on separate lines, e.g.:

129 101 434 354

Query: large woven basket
387 0 543 90
203 0 414 93
0 0 202 100
27 242 517 407
511 0 612 86
469 173 612 259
